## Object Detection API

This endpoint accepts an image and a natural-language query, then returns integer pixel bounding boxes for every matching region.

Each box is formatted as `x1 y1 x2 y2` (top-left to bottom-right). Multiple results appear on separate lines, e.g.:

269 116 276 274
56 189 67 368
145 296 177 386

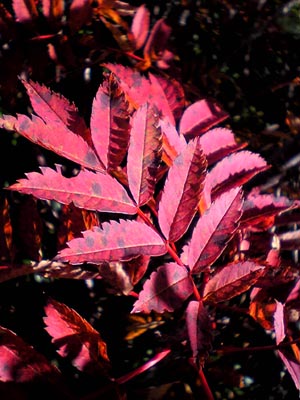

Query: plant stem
115 349 171 384
198 368 215 400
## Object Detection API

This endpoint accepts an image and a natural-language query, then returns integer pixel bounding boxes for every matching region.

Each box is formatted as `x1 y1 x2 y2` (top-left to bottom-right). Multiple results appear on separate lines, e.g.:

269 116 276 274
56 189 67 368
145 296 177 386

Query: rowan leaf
21 79 88 139
43 298 110 374
42 0 64 20
104 63 152 109
188 188 243 274
55 219 167 264
127 103 162 206
274 301 300 390
159 117 186 165
0 114 103 171
91 74 130 170
158 137 207 242
179 99 228 138
148 73 175 125
203 261 265 304
8 165 137 215
143 18 172 67
12 0 38 23
0 326 60 382
155 75 185 122
205 151 269 201
69 0 93 33
132 263 194 313
131 4 150 50
199 127 246 166
241 191 295 227
185 300 212 367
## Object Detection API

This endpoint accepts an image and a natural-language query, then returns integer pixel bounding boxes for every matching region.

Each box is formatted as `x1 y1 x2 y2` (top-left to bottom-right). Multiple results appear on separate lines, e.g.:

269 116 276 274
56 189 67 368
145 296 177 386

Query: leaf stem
115 349 171 384
217 337 300 355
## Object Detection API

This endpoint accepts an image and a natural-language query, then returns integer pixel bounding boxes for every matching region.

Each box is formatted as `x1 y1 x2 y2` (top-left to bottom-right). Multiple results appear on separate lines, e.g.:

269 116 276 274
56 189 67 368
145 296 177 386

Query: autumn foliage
1 2 300 400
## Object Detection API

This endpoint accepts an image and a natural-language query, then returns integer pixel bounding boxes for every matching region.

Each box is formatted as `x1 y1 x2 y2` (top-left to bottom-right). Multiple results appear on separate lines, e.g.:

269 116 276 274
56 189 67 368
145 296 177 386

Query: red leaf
42 0 64 20
127 103 162 206
0 326 60 382
69 0 93 33
155 75 185 122
143 18 172 64
158 137 207 242
8 165 137 215
205 151 269 201
241 191 296 228
179 99 228 138
188 188 243 274
159 117 186 164
203 261 265 304
199 127 247 166
12 0 38 23
132 263 194 313
21 79 89 140
0 114 103 171
185 300 212 367
148 73 175 125
55 219 167 264
131 4 150 50
104 63 152 109
43 298 110 374
91 74 130 170
274 301 300 390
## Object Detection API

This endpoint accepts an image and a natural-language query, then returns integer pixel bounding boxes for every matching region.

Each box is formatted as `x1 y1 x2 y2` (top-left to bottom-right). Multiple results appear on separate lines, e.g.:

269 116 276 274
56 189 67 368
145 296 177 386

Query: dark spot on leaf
92 182 101 195
86 236 94 248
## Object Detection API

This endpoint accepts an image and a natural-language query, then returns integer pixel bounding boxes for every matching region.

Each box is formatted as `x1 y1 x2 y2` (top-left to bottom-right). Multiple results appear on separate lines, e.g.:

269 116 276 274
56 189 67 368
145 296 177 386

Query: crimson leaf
7 165 137 214
132 263 194 313
188 188 243 274
158 136 207 242
55 219 167 264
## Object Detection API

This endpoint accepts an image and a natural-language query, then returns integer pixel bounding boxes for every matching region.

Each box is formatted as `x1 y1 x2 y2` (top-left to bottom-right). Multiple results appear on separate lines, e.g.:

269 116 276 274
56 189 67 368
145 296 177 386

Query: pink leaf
43 298 110 373
21 79 88 139
143 18 172 62
0 326 60 382
158 137 207 242
69 0 93 33
132 263 194 313
203 261 265 304
179 99 228 138
104 63 152 109
155 75 185 122
55 220 167 264
204 151 269 201
91 74 130 170
7 165 137 214
148 73 175 125
199 127 247 166
159 117 186 162
12 0 38 23
0 114 103 171
42 0 64 20
185 300 212 366
127 103 162 206
275 303 300 391
241 191 295 227
278 350 300 390
131 4 150 50
188 188 243 274
274 301 286 345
